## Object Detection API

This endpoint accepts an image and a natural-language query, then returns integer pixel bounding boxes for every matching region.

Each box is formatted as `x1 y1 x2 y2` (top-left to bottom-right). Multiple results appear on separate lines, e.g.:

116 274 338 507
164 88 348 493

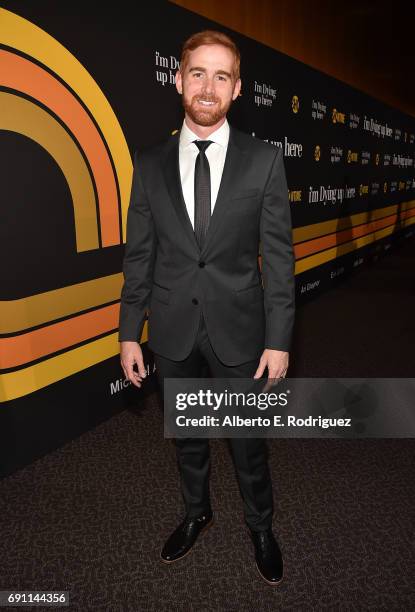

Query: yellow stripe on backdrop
2 213 414 400
0 91 99 251
295 220 414 275
0 7 132 240
293 201 415 244
0 274 124 334
295 226 390 274
0 324 148 403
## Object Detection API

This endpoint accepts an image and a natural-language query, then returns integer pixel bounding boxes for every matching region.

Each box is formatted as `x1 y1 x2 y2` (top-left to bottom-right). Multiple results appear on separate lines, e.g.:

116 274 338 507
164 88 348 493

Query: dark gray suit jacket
118 126 295 366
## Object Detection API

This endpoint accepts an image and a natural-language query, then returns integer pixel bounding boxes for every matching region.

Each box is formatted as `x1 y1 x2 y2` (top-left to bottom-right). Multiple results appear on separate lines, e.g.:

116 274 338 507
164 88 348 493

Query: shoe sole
255 562 284 587
160 517 214 564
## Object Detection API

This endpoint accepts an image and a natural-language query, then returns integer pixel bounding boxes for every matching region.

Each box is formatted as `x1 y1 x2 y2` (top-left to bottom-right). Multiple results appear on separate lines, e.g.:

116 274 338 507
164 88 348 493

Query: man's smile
195 98 218 106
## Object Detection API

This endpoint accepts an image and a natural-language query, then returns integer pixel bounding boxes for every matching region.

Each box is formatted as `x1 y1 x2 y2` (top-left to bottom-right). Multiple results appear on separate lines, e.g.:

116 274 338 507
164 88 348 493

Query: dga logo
291 95 300 113
332 108 346 124
383 181 388 193
314 145 321 161
375 153 380 165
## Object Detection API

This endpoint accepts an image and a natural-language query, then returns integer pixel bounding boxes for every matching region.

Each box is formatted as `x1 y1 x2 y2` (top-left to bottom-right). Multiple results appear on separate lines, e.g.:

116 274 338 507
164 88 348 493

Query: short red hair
180 30 241 81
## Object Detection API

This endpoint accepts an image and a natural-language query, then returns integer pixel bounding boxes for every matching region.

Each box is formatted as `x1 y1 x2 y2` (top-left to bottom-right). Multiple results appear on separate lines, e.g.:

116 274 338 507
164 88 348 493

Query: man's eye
193 72 203 78
217 75 226 81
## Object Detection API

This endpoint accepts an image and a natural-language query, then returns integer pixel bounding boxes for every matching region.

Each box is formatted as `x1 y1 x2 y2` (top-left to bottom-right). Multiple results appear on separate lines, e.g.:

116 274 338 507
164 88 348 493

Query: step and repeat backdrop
1 1 414 475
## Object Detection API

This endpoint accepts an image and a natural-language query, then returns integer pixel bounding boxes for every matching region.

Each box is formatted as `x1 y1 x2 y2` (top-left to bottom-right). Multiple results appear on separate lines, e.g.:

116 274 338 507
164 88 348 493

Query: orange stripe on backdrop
292 202 415 245
292 201 415 245
0 304 120 369
258 208 415 273
1 91 100 251
294 210 415 259
2 211 414 369
295 216 393 259
0 49 120 247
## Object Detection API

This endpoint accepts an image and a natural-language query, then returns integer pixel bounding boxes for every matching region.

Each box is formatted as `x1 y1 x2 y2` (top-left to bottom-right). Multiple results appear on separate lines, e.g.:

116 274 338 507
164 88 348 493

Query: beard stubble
182 93 233 127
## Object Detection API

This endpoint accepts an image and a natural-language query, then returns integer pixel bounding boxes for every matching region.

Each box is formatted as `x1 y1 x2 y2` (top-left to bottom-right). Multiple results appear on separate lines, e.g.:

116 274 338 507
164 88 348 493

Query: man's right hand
120 341 147 388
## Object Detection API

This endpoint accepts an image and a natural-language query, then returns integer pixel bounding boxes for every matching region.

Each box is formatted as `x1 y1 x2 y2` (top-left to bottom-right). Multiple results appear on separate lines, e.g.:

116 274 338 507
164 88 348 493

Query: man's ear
232 78 242 101
175 70 183 94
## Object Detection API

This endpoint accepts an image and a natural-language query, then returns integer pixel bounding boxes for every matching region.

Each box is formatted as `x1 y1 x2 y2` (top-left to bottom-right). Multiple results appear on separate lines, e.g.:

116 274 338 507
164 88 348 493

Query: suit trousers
153 313 274 532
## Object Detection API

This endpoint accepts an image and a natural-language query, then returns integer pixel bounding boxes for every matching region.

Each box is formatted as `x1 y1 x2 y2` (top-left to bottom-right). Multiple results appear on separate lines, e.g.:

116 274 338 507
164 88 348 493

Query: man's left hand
254 349 289 389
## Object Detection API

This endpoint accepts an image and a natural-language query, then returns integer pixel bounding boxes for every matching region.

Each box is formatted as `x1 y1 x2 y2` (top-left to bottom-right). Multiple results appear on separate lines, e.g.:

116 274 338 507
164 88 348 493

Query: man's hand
120 341 147 388
254 349 289 390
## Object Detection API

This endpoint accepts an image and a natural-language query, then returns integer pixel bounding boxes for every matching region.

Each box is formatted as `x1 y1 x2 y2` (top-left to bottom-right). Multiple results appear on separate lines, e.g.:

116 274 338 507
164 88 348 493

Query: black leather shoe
249 527 284 585
161 510 214 563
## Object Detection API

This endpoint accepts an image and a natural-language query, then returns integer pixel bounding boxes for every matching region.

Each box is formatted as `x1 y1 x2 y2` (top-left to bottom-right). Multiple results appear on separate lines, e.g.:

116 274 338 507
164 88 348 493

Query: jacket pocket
230 188 260 201
151 282 170 305
235 283 263 304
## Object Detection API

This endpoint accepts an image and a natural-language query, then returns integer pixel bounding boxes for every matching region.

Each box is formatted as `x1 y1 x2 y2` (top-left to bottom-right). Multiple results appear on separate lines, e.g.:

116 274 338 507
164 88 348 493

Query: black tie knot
194 140 213 154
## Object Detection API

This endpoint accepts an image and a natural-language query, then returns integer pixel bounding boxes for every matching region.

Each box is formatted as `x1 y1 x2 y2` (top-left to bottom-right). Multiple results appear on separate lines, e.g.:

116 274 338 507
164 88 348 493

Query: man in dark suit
119 30 295 586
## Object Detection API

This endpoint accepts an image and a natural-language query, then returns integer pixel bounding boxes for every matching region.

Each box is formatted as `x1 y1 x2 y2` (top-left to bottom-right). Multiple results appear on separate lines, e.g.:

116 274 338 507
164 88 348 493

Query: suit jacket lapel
200 127 246 256
162 126 247 256
163 135 200 253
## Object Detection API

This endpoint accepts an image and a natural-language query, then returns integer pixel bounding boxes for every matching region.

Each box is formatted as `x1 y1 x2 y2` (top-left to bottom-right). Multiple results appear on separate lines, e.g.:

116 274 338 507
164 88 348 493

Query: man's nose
203 77 215 94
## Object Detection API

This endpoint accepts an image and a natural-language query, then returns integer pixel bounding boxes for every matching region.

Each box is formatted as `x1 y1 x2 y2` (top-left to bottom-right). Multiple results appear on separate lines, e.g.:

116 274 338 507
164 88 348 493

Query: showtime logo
332 108 346 124
289 189 302 203
347 150 359 163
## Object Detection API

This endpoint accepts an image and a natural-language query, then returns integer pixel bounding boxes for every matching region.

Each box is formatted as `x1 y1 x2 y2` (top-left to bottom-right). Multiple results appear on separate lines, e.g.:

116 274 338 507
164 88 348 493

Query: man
119 30 295 586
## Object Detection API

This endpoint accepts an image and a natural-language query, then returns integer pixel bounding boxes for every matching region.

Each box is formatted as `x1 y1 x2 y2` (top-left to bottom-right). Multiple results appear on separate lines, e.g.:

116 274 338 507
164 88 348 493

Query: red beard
182 93 232 127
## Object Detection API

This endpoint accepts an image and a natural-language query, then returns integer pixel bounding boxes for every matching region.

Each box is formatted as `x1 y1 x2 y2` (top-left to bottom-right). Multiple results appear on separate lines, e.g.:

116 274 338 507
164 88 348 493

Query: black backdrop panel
1 0 414 476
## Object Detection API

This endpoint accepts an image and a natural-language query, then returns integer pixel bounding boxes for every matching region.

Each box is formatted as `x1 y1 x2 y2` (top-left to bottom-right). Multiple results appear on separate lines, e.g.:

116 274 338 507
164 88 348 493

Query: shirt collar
179 118 230 150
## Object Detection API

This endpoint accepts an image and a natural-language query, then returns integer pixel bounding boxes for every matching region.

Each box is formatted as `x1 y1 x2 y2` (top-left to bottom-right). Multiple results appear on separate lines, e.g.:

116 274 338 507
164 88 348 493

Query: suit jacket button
198 261 205 268
192 298 199 305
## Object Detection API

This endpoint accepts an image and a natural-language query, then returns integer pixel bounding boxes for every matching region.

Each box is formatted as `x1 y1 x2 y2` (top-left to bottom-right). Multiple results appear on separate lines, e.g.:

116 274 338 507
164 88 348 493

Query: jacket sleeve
118 151 157 342
260 146 295 351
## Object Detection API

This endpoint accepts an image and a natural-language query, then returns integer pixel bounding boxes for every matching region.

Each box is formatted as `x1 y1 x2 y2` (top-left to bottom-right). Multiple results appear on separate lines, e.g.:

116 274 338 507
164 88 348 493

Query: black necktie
194 140 213 248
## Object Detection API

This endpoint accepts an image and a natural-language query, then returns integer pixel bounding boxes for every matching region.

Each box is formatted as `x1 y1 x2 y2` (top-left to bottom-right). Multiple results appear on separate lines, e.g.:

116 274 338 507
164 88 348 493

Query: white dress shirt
178 118 230 229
